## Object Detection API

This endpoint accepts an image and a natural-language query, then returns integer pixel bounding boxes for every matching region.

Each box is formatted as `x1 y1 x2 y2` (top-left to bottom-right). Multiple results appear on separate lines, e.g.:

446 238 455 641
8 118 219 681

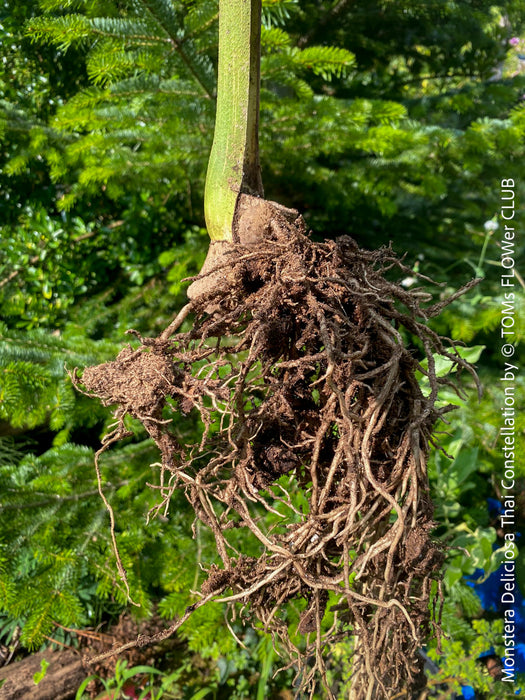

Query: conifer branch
86 591 221 665
0 484 128 511
138 0 215 98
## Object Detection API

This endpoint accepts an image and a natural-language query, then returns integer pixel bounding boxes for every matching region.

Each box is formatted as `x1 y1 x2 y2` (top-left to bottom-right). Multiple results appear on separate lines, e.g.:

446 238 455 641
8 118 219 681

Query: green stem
204 0 263 242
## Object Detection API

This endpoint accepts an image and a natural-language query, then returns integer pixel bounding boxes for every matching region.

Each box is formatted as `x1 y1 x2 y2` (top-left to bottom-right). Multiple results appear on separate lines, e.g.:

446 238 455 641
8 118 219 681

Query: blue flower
516 642 525 674
464 568 501 612
487 498 503 516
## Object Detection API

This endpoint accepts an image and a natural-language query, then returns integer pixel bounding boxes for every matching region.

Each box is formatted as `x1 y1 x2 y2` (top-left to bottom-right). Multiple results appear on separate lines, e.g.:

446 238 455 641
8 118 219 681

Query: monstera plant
79 1 478 697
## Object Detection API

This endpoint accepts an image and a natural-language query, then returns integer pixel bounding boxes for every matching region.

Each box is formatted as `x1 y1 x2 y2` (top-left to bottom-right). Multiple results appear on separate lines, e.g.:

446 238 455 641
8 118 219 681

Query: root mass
78 211 477 699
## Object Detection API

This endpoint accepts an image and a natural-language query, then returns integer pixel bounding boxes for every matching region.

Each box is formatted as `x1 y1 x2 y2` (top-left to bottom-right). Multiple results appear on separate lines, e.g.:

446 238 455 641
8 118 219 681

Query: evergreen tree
0 1 523 697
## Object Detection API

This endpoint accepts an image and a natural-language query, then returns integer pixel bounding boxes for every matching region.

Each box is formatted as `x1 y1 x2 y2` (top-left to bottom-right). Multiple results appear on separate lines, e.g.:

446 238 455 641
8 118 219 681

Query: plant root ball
82 347 179 415
78 208 477 700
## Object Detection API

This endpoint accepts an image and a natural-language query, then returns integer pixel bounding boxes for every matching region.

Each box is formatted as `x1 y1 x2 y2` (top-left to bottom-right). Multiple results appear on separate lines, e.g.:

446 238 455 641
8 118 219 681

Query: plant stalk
204 0 263 242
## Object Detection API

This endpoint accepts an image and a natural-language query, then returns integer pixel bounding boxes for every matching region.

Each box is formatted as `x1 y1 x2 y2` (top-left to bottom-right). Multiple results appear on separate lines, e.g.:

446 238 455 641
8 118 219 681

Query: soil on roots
77 210 478 699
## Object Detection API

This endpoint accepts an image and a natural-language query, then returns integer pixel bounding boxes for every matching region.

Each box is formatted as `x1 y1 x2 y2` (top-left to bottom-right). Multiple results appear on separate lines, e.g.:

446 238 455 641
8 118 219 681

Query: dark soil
76 206 478 700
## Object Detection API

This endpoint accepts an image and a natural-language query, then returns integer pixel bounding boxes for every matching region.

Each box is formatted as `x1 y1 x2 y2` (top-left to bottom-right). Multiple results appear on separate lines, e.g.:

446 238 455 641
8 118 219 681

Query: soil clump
77 209 477 699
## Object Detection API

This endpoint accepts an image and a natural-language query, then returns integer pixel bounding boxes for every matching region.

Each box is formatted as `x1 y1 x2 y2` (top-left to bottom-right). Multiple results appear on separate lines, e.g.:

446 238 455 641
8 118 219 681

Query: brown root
75 210 478 699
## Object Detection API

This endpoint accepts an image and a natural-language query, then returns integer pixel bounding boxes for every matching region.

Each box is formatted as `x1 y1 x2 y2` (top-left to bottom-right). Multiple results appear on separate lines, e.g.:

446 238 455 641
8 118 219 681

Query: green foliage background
0 0 524 697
